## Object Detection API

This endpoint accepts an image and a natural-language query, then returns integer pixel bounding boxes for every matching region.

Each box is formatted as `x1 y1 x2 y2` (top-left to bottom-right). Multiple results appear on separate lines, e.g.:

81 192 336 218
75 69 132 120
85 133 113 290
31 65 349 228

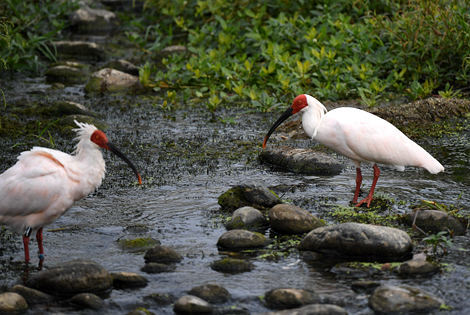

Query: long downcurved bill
262 107 293 149
107 143 142 185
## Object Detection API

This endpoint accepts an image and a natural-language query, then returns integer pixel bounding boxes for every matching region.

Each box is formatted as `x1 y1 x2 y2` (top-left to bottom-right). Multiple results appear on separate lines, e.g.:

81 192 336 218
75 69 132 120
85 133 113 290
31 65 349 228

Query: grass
117 0 470 112
0 0 79 73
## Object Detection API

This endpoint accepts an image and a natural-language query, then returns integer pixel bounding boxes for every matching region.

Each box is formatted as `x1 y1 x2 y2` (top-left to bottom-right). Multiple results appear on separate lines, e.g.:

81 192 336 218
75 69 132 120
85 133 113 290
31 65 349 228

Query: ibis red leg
355 164 380 208
352 167 362 204
36 227 44 260
22 235 30 264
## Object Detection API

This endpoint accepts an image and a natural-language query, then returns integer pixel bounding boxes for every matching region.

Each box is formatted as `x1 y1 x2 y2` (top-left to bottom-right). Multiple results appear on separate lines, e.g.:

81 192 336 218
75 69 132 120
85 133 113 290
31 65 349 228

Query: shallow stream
0 76 469 314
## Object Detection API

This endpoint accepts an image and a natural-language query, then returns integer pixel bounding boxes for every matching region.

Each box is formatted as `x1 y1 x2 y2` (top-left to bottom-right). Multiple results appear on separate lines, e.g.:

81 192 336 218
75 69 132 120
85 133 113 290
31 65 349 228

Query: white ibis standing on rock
263 94 444 207
0 120 142 265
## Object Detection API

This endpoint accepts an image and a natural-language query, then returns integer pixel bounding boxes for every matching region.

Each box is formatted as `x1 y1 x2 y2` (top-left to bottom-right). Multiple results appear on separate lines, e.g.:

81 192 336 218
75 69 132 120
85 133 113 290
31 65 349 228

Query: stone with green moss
218 185 282 212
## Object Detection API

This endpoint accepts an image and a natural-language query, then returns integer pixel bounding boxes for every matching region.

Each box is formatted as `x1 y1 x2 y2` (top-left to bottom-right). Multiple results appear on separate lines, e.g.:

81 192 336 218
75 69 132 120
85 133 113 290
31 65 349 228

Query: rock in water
259 146 343 176
26 260 113 297
299 222 412 261
269 204 324 234
218 185 282 212
369 285 444 313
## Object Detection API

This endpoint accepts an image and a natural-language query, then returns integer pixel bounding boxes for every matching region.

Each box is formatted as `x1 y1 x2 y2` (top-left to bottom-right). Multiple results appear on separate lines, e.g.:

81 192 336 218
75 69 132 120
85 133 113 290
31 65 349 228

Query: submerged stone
218 185 282 212
405 209 466 236
111 272 148 289
26 259 113 297
258 304 347 315
0 292 28 313
397 253 440 276
70 5 119 34
217 229 267 250
173 295 213 314
210 258 254 274
369 285 444 313
141 262 176 274
118 237 160 253
52 40 106 61
188 284 230 304
259 146 343 176
299 222 412 261
268 204 324 234
144 245 183 264
225 206 267 231
45 61 90 84
69 292 104 310
9 284 54 305
264 288 320 310
85 68 141 93
105 59 140 76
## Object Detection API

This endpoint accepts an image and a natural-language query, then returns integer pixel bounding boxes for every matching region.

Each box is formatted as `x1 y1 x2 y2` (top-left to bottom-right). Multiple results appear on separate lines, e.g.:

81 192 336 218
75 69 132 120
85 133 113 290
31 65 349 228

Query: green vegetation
0 0 78 73
121 0 470 110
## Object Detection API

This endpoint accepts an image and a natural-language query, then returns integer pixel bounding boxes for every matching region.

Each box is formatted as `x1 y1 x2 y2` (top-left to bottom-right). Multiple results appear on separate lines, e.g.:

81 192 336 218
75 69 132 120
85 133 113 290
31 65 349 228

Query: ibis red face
262 95 308 149
91 130 142 185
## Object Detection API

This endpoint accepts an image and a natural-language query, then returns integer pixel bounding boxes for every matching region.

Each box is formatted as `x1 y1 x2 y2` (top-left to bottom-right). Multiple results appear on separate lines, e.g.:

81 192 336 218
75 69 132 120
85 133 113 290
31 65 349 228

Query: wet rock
85 68 141 93
259 146 343 176
215 305 249 314
299 222 412 261
369 285 444 313
9 284 54 305
144 244 183 264
111 272 148 289
264 288 320 310
330 261 384 279
173 295 213 314
210 258 254 274
218 185 282 212
217 229 267 250
351 280 381 293
117 237 160 253
141 262 176 274
188 284 230 304
52 40 106 61
70 5 119 34
105 59 139 76
225 206 267 231
259 304 348 315
397 253 440 276
0 292 28 313
26 259 113 297
45 61 90 84
69 292 104 310
268 204 324 234
127 307 156 315
143 292 176 305
405 209 466 236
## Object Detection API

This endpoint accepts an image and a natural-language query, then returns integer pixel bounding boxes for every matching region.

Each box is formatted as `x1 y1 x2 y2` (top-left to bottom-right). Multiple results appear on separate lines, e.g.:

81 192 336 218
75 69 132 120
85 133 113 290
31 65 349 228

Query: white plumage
263 94 444 207
0 120 141 264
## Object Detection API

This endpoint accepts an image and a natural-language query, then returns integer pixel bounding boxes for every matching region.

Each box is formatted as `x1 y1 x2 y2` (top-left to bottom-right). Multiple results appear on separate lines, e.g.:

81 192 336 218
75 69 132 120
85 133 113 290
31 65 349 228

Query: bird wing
317 108 431 169
0 149 74 218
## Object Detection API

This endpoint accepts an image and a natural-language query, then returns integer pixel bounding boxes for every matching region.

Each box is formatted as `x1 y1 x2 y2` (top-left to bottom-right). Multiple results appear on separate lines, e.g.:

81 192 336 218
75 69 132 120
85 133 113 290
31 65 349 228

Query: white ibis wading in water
0 120 142 265
263 94 444 207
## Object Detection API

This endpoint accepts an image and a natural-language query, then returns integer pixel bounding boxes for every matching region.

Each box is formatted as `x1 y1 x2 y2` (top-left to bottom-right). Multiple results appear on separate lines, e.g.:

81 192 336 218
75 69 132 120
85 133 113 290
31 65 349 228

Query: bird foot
354 196 373 208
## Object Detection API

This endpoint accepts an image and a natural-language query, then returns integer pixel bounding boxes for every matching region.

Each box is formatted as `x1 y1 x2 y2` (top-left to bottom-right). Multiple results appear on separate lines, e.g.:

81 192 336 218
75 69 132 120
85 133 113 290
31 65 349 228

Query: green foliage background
133 0 470 108
1 0 469 109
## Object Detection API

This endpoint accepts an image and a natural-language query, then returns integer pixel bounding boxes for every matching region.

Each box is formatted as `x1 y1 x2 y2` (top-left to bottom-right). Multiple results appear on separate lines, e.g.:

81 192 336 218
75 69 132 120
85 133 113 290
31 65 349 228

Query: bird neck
74 141 106 194
302 102 326 138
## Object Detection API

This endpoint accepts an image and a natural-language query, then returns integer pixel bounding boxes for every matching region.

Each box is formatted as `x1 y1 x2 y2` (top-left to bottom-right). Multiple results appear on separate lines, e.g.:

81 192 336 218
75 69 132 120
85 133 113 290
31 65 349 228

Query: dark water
0 76 469 314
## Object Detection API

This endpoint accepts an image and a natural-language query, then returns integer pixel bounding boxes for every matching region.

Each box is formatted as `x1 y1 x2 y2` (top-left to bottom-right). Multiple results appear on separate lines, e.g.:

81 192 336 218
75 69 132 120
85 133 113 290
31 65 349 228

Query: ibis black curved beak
262 107 293 149
107 143 142 185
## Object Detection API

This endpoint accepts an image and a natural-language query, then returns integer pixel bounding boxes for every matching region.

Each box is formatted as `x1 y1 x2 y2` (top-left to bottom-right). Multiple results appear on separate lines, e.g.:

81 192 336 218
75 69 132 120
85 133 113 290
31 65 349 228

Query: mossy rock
218 185 282 212
118 237 160 252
